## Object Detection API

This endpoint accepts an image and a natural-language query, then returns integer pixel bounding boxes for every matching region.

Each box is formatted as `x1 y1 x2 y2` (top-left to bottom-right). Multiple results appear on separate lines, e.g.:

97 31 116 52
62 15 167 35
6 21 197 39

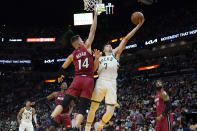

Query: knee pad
61 95 75 108
78 97 90 115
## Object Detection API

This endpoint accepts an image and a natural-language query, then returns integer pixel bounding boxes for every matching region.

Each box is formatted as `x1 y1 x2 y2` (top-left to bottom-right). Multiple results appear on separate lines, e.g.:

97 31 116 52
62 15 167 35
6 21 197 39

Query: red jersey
154 90 165 116
55 91 69 114
72 45 93 77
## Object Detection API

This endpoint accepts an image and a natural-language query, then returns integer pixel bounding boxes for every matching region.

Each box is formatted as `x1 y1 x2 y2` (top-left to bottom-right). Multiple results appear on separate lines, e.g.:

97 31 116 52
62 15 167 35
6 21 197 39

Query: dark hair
71 35 80 44
103 43 111 49
156 79 162 83
155 79 163 90
24 100 31 105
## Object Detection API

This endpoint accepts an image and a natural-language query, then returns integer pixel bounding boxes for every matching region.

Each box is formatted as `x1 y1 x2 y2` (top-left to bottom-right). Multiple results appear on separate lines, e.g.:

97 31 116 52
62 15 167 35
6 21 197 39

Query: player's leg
51 94 75 118
70 77 93 131
85 102 100 131
19 124 25 131
155 123 161 131
158 118 167 131
25 123 34 131
166 113 173 131
159 113 173 131
51 79 79 120
27 127 34 131
75 97 90 128
62 115 72 130
97 105 115 130
97 80 117 130
85 79 106 131
49 115 61 131
170 113 173 131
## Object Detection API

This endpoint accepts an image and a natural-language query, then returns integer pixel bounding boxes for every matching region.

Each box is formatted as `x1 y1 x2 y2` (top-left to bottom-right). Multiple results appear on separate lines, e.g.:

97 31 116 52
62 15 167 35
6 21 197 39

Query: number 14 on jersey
78 58 89 70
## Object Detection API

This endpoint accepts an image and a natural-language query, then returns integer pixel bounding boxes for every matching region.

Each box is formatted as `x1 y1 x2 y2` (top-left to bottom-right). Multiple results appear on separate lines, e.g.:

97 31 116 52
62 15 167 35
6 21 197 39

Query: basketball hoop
83 0 103 11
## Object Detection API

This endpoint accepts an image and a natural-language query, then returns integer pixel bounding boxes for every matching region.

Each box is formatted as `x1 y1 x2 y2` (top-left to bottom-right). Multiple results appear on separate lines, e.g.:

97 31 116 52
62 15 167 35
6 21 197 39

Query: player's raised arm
33 92 58 104
85 8 98 50
17 108 24 124
32 108 39 128
93 49 102 72
58 54 74 83
114 19 144 59
47 92 58 100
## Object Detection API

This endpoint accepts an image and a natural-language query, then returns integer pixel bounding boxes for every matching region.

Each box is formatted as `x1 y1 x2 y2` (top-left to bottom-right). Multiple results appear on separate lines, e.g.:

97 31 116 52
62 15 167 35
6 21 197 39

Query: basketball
131 12 144 25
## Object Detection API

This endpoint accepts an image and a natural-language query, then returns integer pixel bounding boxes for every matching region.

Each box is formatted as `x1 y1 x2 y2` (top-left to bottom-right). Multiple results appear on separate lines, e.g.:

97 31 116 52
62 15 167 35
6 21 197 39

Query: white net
83 0 102 11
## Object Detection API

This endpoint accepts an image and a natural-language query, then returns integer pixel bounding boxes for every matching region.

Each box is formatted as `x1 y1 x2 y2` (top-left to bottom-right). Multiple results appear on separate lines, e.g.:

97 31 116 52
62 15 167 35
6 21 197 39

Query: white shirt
21 107 32 123
98 53 119 81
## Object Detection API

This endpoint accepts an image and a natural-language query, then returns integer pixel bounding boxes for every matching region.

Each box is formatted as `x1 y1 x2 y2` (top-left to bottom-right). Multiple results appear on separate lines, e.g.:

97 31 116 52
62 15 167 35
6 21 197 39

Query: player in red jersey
154 80 173 131
34 82 74 131
50 9 99 131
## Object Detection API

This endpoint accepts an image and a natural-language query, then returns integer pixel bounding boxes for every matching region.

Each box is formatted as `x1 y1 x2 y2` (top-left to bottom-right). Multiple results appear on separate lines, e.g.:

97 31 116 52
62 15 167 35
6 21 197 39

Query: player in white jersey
17 100 39 131
85 18 144 131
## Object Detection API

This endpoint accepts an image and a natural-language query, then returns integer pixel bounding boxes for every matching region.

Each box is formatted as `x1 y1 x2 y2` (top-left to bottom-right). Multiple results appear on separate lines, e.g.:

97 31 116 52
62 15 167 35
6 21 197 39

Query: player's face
61 82 67 90
156 81 162 87
26 101 31 107
104 44 112 53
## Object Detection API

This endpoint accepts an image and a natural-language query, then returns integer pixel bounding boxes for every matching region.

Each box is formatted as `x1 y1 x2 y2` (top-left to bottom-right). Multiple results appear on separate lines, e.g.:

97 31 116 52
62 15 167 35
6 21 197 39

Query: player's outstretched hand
36 123 39 128
94 6 99 16
58 75 64 83
93 49 102 59
138 17 145 27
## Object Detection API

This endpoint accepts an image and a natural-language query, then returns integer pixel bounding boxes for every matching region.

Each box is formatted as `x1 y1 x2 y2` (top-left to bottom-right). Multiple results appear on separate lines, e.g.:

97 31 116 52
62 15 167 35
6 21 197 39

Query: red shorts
54 114 72 129
155 113 173 131
66 75 94 99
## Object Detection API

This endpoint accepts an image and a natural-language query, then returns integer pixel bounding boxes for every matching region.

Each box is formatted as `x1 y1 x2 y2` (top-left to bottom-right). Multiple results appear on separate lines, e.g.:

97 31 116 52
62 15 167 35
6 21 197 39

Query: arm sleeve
33 114 37 124
162 100 171 116
58 67 66 77
36 97 48 103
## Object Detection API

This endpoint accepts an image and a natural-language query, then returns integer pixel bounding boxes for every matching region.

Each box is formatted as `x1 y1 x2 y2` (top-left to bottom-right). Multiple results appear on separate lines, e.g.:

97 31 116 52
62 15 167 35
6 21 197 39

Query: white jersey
21 107 33 123
98 53 119 80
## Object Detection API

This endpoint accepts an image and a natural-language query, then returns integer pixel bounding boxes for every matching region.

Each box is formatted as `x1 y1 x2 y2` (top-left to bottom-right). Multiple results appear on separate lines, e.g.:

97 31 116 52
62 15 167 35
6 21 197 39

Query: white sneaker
94 122 102 131
85 125 91 131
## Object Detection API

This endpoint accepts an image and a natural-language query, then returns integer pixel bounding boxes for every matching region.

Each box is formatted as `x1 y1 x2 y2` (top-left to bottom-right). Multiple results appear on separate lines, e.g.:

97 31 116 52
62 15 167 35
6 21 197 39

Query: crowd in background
0 0 197 131
0 75 196 131
0 56 196 131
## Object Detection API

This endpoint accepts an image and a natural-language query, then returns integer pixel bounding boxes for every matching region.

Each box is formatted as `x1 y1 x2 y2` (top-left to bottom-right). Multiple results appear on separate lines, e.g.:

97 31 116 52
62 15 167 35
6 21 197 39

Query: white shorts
91 78 117 105
19 121 34 131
